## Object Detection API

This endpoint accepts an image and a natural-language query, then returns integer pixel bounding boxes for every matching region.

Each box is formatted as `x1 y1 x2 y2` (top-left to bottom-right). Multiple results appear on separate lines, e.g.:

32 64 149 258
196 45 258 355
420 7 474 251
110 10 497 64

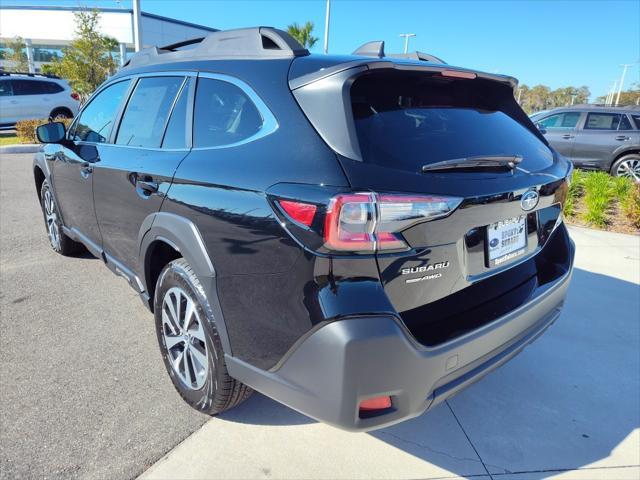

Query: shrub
612 176 632 201
15 118 73 144
581 171 614 228
622 183 640 229
15 119 47 143
563 169 586 218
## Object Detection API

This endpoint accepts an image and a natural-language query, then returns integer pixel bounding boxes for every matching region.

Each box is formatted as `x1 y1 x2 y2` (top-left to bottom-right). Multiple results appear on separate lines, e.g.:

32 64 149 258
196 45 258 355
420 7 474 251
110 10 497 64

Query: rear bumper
227 237 575 432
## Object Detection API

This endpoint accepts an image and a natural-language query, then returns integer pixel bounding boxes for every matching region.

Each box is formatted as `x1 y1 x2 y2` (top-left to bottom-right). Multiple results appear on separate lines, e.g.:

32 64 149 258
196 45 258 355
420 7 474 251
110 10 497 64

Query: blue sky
8 0 640 99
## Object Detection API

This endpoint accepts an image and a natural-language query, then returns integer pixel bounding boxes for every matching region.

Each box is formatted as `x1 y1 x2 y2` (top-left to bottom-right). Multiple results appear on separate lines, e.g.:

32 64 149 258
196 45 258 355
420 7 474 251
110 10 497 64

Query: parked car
32 28 574 432
0 72 79 129
534 105 640 179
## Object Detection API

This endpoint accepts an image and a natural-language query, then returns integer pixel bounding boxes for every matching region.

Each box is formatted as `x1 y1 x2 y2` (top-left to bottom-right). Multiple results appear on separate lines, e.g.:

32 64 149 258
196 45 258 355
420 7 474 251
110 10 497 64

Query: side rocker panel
138 212 232 355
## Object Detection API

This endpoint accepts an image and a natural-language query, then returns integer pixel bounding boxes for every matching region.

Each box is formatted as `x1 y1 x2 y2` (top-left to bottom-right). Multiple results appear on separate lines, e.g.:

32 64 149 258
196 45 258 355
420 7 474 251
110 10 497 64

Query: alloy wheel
161 287 209 390
43 189 61 250
616 158 640 181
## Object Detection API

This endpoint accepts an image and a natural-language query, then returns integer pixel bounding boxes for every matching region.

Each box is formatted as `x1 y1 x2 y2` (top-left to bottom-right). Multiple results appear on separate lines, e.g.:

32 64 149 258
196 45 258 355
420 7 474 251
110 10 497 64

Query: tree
103 36 121 74
46 9 117 99
596 83 640 106
5 36 29 72
516 84 591 113
286 21 318 49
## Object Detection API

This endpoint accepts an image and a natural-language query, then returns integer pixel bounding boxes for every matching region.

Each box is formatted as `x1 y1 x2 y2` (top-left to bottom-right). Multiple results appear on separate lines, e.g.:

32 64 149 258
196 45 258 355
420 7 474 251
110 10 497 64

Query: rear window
351 71 553 171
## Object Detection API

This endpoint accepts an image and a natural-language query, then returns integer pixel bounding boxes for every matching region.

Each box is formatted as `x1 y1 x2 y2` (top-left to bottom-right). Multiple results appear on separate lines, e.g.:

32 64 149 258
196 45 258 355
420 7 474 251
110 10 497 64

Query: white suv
0 73 80 129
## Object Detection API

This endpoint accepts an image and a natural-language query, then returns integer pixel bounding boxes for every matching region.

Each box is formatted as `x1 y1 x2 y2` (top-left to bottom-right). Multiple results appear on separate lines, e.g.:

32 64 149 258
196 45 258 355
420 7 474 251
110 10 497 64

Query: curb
0 144 41 154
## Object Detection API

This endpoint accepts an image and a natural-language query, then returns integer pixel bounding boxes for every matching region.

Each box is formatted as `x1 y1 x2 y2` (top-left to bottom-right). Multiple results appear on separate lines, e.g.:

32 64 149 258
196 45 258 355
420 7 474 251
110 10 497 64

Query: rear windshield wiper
421 155 523 173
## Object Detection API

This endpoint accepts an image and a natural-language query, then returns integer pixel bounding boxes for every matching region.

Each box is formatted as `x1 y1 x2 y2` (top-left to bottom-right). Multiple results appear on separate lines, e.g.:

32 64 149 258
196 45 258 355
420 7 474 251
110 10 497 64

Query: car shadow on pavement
218 268 639 477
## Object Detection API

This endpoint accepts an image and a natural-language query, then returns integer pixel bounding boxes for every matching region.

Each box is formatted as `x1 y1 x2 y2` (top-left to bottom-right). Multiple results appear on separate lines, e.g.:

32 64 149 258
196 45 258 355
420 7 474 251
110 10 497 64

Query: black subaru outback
33 28 574 431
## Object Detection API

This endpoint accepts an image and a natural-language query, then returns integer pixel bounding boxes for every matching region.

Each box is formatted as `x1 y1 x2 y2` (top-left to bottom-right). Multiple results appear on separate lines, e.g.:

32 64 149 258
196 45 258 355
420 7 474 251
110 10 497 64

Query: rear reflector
440 70 477 79
278 200 317 227
70 92 80 101
359 396 392 411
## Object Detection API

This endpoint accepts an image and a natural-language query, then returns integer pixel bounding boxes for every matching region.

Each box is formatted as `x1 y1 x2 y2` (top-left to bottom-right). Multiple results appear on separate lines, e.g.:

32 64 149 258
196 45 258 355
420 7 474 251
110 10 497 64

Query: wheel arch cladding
138 212 233 354
33 166 45 196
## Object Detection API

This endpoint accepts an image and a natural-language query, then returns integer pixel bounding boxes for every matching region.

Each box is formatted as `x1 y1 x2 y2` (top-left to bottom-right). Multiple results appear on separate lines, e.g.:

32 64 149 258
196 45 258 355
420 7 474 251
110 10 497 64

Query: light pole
606 80 617 105
399 33 416 54
615 64 634 106
323 0 331 54
132 0 143 52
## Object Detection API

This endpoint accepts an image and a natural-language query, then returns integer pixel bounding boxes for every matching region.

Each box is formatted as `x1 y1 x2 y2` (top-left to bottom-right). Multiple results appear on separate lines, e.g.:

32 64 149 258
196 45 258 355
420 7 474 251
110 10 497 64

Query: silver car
534 105 640 179
0 73 80 129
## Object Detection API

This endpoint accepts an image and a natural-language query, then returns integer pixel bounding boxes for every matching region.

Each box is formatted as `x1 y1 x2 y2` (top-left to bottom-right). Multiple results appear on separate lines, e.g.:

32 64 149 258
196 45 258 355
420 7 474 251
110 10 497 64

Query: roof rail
351 40 446 64
0 71 61 79
571 104 640 110
123 27 308 68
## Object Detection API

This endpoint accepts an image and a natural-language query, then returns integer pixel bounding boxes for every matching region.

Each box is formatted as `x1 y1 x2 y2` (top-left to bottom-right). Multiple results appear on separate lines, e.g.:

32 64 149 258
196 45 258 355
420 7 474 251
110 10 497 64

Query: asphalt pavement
1 152 638 480
0 153 209 479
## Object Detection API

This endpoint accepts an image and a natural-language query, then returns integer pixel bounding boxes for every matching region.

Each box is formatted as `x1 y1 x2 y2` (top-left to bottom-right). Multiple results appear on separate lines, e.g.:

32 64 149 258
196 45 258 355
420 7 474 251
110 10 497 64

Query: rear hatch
290 60 572 345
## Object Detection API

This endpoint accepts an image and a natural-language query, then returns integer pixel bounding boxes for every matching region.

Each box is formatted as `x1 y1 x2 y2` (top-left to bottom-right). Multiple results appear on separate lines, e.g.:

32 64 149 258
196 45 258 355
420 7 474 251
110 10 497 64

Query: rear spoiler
288 59 518 91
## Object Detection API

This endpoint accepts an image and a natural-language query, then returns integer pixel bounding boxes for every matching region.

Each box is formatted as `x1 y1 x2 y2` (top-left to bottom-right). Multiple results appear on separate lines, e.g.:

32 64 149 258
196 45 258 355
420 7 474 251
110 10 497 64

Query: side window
11 80 45 96
161 79 190 149
73 80 131 143
193 78 263 148
0 80 12 97
632 115 640 130
116 76 184 148
537 112 580 129
42 81 64 94
585 113 632 131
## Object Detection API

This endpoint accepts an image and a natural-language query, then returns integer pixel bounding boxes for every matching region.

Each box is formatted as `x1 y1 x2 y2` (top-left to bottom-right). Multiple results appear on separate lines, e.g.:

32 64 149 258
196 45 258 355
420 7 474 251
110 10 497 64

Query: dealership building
0 5 218 72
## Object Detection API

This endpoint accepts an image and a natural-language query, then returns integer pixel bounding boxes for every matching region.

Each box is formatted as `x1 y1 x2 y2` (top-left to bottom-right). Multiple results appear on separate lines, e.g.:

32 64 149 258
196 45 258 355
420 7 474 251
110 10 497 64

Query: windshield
351 71 553 172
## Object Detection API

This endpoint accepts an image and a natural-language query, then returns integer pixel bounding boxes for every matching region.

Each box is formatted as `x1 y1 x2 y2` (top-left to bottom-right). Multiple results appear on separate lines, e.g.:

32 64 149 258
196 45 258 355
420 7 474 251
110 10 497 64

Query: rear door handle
136 178 159 195
562 134 574 139
80 162 93 178
615 135 630 141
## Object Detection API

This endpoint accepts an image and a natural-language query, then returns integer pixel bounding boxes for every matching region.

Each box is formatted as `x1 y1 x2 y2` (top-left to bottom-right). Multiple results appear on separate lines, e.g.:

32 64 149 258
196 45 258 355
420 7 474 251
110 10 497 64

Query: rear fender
138 212 232 354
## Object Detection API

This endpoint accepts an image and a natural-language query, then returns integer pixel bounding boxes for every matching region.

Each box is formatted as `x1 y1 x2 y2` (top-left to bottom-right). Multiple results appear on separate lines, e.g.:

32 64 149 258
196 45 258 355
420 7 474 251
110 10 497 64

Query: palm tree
286 21 318 49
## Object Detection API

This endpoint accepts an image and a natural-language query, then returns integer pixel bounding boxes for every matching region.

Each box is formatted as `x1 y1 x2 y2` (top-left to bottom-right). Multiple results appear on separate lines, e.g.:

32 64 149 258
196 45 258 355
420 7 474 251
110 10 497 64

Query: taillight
324 192 461 253
70 92 80 101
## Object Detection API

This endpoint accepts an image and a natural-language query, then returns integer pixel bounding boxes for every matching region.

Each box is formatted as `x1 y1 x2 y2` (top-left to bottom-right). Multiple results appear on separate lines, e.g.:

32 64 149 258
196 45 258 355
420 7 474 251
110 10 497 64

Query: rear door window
116 76 185 148
351 71 553 171
161 79 190 149
631 114 640 129
585 113 632 131
72 80 131 143
537 112 581 129
193 78 262 148
11 80 46 95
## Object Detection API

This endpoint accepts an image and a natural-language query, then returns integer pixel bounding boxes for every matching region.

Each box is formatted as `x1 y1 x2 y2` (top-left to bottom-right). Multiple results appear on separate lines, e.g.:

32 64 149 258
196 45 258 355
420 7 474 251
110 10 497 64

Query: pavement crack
376 429 486 466
446 400 498 479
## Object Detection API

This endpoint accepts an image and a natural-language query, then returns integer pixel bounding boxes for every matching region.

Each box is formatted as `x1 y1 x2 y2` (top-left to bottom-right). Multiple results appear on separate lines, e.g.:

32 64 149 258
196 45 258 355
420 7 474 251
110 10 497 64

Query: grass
0 132 21 146
563 169 639 232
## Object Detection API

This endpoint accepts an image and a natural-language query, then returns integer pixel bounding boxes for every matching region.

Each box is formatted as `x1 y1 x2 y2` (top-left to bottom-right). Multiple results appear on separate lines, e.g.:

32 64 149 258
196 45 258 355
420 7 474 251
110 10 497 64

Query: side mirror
535 122 547 134
36 122 66 144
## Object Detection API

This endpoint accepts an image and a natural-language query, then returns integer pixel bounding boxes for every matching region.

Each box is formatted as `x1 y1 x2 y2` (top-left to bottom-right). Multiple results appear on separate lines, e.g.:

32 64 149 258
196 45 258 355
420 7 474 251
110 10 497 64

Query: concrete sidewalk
140 226 639 480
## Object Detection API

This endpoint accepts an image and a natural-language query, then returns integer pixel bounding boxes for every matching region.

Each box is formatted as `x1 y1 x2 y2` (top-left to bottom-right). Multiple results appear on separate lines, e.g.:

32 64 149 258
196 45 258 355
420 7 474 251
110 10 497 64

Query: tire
154 258 252 414
610 153 640 181
49 108 72 121
39 180 83 256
